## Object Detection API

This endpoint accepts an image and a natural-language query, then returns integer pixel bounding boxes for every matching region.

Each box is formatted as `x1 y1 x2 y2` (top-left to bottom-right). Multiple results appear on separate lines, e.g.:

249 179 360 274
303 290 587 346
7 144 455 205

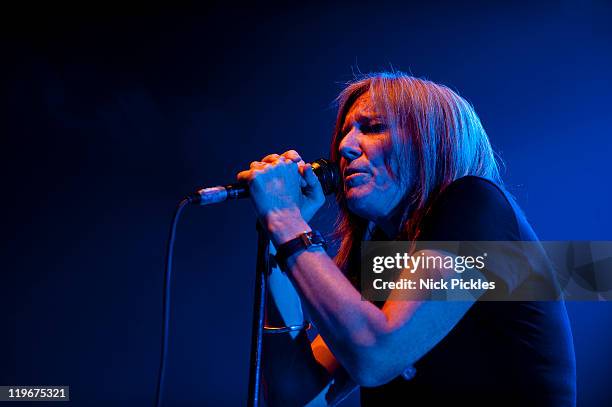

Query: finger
298 165 308 188
282 151 305 172
281 149 302 163
275 155 292 166
297 162 309 177
261 153 280 163
250 161 266 169
236 170 251 182
304 164 323 193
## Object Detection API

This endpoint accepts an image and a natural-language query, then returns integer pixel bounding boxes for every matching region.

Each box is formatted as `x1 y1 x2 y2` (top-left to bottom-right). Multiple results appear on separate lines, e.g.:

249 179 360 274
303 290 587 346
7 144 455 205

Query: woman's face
338 91 404 223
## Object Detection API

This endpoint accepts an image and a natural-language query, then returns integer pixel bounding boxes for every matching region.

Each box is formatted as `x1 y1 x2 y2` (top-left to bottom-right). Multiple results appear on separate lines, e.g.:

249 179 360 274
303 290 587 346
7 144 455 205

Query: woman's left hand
236 150 325 224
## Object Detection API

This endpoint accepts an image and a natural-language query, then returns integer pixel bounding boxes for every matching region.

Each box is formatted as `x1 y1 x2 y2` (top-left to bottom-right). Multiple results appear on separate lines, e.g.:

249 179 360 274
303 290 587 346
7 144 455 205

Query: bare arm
265 208 479 387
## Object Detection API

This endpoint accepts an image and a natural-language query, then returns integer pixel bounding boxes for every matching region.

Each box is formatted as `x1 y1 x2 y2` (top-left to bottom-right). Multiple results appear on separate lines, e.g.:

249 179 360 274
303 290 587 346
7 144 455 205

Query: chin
345 187 376 220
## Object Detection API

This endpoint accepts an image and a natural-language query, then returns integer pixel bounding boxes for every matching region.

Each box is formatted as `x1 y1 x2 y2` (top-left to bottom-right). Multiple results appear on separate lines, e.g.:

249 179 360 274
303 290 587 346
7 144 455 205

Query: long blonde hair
330 72 502 273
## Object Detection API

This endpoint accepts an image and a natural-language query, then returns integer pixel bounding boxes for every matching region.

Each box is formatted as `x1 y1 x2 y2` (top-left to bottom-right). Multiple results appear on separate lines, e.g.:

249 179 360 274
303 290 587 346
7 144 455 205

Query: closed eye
361 123 387 134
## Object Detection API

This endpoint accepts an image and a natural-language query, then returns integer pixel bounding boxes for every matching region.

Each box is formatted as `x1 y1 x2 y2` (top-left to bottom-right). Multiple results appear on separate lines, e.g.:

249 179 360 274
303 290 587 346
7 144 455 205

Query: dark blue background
3 2 611 406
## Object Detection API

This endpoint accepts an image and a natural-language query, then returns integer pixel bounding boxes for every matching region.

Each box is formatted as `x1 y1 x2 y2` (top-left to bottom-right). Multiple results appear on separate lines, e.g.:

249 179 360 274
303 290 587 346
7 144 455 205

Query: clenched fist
236 150 325 224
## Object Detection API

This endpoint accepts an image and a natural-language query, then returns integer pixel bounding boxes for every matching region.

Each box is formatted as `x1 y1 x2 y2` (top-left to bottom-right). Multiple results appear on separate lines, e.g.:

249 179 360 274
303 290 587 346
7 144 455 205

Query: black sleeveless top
359 176 576 407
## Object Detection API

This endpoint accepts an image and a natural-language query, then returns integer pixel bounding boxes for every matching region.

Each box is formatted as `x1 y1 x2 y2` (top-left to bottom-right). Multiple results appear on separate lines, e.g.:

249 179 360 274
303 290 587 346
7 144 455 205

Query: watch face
300 232 316 246
299 231 326 248
276 231 328 268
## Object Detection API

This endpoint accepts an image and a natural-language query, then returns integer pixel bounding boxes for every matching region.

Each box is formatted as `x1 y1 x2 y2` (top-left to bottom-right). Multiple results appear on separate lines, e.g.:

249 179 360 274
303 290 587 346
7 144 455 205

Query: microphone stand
155 159 337 406
247 222 269 407
220 159 336 405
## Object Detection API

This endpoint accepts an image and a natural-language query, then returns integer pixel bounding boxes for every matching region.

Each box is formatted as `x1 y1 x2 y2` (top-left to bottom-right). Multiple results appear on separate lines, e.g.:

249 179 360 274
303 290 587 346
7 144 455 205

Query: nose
338 127 362 162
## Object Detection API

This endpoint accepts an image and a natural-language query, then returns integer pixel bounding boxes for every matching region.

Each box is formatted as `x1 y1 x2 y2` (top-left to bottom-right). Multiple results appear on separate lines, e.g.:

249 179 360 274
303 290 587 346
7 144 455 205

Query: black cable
155 198 191 407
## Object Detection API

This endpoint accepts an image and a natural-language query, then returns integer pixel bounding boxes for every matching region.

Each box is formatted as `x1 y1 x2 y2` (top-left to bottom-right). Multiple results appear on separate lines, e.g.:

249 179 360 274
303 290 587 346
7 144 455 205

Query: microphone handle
190 158 338 206
189 183 248 205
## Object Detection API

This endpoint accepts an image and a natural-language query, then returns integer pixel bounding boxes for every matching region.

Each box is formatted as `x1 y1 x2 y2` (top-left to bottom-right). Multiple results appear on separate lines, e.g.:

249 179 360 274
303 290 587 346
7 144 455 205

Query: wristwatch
275 230 327 269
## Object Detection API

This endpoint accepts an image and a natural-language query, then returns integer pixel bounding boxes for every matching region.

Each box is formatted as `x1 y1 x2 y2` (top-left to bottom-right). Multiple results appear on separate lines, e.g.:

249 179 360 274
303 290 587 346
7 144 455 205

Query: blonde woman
237 73 575 406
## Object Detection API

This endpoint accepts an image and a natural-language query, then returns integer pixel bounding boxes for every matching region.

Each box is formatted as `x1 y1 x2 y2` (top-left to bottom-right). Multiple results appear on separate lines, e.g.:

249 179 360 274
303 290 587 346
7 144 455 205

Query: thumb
304 164 324 197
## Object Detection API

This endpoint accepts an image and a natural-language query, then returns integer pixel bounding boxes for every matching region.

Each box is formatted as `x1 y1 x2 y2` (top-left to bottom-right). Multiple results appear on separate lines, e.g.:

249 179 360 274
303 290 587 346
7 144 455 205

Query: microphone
188 158 340 206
